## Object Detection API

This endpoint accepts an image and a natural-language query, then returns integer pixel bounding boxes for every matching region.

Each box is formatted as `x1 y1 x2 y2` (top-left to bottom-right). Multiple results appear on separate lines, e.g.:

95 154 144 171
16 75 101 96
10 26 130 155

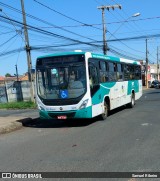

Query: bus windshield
36 62 86 100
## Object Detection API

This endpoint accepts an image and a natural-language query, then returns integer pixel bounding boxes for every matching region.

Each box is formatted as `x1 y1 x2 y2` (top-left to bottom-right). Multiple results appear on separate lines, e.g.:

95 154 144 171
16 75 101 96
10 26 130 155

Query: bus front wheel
101 101 108 120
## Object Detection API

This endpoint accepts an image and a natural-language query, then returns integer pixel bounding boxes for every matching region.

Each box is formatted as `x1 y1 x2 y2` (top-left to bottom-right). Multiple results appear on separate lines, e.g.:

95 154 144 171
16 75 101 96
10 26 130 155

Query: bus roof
37 51 86 59
91 53 140 65
37 51 140 65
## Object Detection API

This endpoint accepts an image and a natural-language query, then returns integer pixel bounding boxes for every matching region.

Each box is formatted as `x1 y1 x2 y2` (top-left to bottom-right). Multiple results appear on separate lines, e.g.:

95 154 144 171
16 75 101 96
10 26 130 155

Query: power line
21 15 160 29
0 15 102 48
108 33 160 42
1 0 159 60
109 45 144 59
0 34 19 55
110 0 144 37
0 2 100 41
0 30 16 35
33 0 101 31
0 34 17 47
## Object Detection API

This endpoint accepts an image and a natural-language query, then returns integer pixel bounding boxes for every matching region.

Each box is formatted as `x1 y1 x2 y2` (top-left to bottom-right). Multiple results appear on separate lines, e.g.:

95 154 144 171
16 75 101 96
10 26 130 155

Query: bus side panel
124 79 142 104
109 80 142 110
110 81 125 110
136 80 142 100
91 82 115 117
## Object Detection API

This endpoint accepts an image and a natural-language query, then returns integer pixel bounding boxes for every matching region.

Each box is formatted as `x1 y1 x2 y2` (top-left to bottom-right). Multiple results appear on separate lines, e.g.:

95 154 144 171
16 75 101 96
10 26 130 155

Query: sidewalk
0 109 39 135
142 86 152 91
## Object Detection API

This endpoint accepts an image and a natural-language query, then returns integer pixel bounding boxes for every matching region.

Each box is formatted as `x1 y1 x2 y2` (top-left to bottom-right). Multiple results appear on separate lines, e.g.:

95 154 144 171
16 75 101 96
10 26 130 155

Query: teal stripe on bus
92 82 116 105
91 53 120 62
37 51 86 59
127 80 140 95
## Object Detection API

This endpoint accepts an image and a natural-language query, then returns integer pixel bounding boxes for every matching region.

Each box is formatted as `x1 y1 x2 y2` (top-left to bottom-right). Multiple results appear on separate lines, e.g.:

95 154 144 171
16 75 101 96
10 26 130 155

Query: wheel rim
103 104 108 117
131 95 135 106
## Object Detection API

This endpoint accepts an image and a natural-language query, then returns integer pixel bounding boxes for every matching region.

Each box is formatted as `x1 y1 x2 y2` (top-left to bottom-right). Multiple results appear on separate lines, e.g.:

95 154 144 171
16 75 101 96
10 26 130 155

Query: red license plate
57 115 67 119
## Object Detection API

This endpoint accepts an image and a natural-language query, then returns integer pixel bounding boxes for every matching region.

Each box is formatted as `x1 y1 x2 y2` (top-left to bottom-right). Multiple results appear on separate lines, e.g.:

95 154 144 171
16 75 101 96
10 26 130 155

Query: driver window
69 70 76 83
51 68 58 86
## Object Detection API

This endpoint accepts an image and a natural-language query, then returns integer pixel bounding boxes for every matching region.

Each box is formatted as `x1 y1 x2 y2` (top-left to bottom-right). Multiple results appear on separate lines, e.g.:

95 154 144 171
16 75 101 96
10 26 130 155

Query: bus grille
42 99 80 106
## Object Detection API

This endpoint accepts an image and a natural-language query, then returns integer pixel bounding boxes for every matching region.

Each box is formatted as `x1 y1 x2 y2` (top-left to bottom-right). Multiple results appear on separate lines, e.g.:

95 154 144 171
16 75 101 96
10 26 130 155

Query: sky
0 0 160 76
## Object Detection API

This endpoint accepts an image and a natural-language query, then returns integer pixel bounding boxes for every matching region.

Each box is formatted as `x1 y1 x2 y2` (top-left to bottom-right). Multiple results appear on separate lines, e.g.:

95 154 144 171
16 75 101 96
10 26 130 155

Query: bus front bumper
39 106 92 119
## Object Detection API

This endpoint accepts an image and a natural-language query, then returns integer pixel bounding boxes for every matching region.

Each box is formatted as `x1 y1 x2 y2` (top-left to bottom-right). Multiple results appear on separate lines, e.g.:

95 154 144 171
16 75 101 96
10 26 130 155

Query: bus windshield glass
36 55 86 100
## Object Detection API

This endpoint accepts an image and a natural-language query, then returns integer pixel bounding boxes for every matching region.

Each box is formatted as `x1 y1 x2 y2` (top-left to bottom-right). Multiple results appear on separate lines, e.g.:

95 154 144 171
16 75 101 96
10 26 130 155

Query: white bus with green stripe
35 51 142 120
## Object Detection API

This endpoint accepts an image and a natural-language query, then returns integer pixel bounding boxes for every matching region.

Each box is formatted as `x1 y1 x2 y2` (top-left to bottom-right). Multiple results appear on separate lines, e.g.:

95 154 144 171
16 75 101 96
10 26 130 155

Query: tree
5 73 11 77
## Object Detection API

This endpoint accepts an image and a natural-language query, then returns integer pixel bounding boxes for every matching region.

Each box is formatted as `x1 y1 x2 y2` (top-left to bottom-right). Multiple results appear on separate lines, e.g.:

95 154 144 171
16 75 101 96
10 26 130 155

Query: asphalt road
0 88 160 180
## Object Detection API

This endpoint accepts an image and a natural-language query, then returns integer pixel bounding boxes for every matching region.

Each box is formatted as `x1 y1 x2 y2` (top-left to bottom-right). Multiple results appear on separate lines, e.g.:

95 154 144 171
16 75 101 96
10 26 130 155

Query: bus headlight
39 105 45 111
79 99 89 109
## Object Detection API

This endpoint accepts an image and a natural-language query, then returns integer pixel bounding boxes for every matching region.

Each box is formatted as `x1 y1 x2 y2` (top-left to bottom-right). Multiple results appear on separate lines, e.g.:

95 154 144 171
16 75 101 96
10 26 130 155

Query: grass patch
0 101 37 109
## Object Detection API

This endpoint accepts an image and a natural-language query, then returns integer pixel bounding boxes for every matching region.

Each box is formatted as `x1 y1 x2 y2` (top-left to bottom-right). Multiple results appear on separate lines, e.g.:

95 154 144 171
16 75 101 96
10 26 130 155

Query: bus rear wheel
101 101 108 120
128 93 135 108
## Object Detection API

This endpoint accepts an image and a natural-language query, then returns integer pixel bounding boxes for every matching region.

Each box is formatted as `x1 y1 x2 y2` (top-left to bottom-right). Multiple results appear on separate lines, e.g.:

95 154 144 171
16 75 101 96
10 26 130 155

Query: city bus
35 51 142 120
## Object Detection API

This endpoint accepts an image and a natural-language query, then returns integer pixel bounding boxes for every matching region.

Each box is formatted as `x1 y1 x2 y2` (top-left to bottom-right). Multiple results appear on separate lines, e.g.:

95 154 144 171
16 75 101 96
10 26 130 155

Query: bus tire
101 101 108 120
128 93 135 108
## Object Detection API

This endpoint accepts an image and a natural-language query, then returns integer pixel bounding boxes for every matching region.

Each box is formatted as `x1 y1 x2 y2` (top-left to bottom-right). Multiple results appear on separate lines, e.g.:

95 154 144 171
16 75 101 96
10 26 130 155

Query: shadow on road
20 106 128 129
20 117 100 129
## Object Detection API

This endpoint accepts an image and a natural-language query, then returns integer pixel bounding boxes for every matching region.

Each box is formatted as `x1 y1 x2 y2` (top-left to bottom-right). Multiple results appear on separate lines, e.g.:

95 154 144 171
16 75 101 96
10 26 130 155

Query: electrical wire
33 0 102 31
0 1 101 42
0 15 102 49
0 34 17 47
0 30 16 35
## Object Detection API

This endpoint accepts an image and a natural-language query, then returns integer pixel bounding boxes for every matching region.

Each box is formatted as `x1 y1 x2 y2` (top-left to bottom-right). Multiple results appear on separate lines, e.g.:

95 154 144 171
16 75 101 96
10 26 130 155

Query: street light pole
146 39 149 88
15 64 19 82
157 46 159 80
102 8 107 55
97 5 122 55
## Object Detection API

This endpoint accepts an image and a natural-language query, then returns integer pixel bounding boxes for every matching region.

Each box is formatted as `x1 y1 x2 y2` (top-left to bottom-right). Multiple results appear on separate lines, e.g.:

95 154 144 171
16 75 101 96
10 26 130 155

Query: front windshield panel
36 57 86 100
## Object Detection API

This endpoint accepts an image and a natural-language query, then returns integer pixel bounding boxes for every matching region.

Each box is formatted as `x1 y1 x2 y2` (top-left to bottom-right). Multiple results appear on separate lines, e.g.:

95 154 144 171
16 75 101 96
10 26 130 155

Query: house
140 62 160 86
149 64 159 81
0 76 5 85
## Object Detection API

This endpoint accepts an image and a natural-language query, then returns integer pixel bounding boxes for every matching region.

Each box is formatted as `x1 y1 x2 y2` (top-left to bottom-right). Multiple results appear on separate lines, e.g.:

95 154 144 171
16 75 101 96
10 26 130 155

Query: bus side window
135 65 141 80
99 61 108 82
124 64 135 80
108 62 117 81
130 65 135 80
117 63 123 81
124 65 129 80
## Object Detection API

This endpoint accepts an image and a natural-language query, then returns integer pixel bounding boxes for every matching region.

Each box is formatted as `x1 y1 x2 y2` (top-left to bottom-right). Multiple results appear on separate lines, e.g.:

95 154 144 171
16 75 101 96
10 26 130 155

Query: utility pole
146 39 149 88
97 5 122 55
157 46 159 80
15 64 19 81
20 0 34 102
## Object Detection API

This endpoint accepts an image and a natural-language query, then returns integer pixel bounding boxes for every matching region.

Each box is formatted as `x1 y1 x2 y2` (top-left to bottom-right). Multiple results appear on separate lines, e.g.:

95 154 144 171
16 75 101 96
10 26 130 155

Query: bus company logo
2 173 11 179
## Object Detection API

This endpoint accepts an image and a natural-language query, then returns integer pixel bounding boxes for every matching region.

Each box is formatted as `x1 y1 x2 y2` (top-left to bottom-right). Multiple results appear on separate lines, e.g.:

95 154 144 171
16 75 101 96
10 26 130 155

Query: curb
0 118 34 135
